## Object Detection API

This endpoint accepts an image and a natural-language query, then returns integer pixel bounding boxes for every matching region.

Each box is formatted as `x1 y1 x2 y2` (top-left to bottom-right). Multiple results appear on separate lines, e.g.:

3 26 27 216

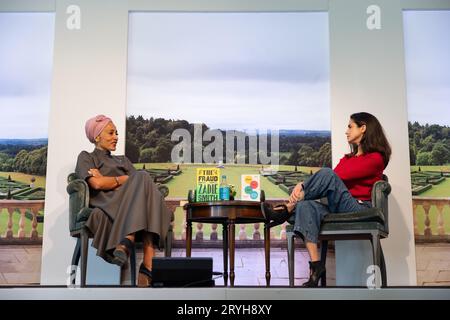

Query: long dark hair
348 112 391 167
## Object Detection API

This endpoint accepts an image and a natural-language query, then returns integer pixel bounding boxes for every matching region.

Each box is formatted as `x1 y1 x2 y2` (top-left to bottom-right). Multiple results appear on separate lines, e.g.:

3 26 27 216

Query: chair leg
164 227 173 257
380 244 387 287
320 240 328 287
80 229 89 287
222 223 228 286
70 238 81 285
287 232 295 287
370 232 381 288
130 245 136 287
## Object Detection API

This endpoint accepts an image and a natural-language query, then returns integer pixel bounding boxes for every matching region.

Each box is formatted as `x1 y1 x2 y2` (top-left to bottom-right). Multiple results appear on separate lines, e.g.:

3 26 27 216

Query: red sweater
333 152 384 201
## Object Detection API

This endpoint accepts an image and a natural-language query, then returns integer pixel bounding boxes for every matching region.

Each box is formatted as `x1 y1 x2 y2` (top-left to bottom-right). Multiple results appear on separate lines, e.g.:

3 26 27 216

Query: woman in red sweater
264 112 391 287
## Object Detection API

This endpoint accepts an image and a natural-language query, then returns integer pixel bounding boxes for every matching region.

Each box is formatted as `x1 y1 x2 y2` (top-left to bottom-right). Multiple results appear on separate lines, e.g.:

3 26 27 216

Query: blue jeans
289 168 371 243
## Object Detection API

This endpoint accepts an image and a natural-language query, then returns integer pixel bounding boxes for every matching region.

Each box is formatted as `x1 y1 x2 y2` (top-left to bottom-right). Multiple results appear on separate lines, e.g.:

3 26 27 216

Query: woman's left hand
289 182 303 203
88 168 103 178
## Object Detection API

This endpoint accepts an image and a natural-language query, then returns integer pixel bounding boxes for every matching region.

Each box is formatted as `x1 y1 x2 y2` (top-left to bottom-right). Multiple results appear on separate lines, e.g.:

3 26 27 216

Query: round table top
184 200 267 222
184 200 261 208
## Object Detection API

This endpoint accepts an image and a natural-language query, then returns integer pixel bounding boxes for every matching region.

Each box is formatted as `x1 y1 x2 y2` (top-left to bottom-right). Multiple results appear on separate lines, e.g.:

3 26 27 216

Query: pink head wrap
85 115 113 143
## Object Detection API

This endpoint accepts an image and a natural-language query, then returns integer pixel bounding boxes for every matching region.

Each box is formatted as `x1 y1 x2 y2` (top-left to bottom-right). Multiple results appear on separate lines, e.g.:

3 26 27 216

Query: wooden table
183 201 271 287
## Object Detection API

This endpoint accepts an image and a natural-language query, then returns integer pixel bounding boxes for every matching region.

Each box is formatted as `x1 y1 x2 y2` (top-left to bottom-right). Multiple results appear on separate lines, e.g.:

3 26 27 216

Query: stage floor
1 244 450 286
0 286 449 300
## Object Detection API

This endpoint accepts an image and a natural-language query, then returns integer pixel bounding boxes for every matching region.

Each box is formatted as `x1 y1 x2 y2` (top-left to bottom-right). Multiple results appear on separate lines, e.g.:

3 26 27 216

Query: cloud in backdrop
403 10 450 126
126 12 331 131
0 12 54 139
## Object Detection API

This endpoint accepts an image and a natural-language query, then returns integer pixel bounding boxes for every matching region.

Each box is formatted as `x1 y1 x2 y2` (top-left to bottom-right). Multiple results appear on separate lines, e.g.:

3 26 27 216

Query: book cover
241 174 260 201
195 168 220 202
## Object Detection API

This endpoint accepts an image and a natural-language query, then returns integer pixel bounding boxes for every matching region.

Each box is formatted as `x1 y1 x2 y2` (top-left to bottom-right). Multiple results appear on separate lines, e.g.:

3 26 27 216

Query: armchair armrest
371 180 391 206
157 184 169 198
67 178 90 208
67 178 91 233
67 173 80 184
371 179 391 234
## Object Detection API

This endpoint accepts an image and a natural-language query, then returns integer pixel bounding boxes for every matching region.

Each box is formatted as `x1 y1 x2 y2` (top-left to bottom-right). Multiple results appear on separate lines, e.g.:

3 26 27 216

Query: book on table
195 168 220 202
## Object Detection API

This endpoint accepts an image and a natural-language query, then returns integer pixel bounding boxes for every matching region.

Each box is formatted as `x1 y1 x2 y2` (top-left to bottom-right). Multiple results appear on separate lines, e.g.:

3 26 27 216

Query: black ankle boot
302 261 326 287
262 203 291 227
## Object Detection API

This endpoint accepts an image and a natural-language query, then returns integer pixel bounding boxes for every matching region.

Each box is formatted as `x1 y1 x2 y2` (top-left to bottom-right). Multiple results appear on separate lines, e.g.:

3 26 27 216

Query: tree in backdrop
126 115 331 166
409 121 450 166
431 142 450 165
125 138 140 163
0 153 14 171
12 146 47 175
317 142 332 167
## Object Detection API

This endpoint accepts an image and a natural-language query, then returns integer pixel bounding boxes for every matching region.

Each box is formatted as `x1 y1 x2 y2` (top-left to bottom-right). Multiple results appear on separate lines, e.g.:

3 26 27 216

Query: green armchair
67 172 173 287
285 175 391 287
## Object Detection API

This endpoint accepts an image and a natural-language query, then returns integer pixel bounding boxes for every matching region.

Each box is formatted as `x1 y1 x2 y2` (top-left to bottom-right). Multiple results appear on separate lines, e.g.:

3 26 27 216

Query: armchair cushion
322 208 385 224
320 221 385 233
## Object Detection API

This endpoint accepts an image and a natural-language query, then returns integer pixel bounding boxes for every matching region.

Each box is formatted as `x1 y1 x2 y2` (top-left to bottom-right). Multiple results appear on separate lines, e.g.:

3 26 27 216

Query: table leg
264 223 271 286
229 221 236 287
186 220 192 257
222 223 228 286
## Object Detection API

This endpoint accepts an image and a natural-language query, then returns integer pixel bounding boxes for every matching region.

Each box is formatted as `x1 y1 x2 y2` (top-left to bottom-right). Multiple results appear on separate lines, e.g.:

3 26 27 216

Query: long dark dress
75 148 172 263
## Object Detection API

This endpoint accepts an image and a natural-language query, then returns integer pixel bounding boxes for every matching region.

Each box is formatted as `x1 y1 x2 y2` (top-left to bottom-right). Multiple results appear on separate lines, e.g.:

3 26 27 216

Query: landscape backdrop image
403 10 450 285
125 12 331 239
404 11 450 240
0 13 54 243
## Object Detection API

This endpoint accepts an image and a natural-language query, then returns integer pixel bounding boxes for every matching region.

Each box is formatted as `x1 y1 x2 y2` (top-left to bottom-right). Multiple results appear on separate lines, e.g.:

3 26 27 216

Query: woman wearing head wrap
75 115 172 287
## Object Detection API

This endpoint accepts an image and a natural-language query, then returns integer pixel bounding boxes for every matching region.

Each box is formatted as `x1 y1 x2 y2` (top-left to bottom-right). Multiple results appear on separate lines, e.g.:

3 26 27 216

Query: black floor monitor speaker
152 257 215 287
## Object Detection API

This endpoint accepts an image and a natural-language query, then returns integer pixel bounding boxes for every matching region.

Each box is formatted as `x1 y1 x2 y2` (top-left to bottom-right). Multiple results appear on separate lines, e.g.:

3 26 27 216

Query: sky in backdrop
1 11 448 139
403 10 450 126
126 12 331 131
0 12 54 139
